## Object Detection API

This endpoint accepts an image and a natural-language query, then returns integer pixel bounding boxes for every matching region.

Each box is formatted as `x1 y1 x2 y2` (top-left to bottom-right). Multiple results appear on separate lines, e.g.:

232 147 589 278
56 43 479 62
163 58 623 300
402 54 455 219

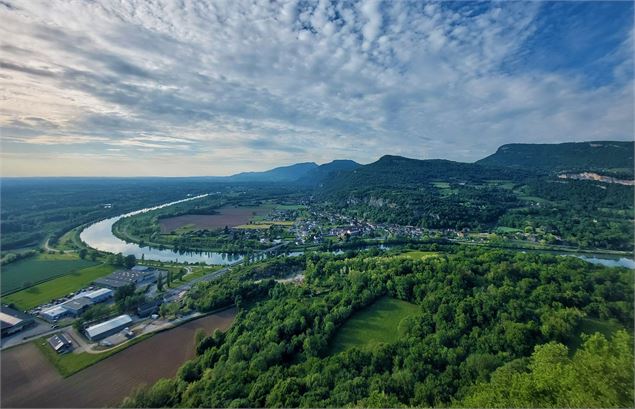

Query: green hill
296 159 361 186
477 141 634 176
229 162 318 182
318 155 529 194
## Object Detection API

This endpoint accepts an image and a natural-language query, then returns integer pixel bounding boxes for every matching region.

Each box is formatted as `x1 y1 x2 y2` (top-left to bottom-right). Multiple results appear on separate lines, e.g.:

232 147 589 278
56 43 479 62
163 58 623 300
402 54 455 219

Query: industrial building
137 299 161 317
83 288 114 303
72 288 114 303
94 266 162 289
61 297 92 316
0 306 35 336
47 333 73 354
85 314 133 341
40 305 71 322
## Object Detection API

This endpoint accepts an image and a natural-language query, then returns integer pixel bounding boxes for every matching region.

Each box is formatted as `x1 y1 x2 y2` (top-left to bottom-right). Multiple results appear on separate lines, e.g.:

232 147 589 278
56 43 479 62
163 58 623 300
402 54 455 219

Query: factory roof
41 305 68 317
62 297 92 311
85 314 133 339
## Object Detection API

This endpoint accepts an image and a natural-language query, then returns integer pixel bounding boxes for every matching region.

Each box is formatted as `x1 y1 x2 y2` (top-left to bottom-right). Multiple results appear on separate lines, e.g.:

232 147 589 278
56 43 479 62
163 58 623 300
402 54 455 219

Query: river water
79 195 633 268
79 195 243 265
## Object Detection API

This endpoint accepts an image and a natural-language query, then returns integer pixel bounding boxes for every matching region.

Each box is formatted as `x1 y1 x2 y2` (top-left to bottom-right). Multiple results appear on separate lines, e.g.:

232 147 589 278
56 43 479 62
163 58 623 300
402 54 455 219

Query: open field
3 264 117 310
234 221 294 229
1 253 98 295
330 297 420 354
159 206 269 233
399 250 439 260
1 308 237 408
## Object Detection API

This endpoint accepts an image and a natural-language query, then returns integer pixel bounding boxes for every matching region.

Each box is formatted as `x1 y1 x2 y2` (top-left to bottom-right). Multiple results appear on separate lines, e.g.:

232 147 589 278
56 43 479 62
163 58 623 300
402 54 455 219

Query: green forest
123 247 633 408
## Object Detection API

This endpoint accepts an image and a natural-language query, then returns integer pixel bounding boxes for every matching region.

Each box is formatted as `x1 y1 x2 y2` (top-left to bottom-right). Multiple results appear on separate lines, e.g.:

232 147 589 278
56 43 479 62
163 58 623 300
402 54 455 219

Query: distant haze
1 1 633 176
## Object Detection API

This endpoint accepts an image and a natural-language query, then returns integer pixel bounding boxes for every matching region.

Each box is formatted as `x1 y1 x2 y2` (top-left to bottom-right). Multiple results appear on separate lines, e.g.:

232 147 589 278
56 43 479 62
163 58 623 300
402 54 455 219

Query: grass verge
34 333 153 377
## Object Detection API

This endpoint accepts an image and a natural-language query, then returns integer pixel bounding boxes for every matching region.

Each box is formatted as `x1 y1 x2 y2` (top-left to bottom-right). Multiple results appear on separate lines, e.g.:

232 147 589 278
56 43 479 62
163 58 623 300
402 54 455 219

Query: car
52 324 59 329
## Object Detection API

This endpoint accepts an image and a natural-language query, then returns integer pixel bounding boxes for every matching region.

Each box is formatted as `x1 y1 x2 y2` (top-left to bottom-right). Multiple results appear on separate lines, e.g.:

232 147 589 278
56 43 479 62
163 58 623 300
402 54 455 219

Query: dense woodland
477 141 634 176
123 248 633 408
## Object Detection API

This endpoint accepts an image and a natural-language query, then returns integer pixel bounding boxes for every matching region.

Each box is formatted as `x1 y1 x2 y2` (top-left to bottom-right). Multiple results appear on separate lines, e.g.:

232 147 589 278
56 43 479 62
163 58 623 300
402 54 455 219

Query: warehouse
72 288 113 304
40 305 71 322
93 267 161 289
47 333 73 354
83 288 113 303
0 306 35 336
85 314 133 341
61 297 92 316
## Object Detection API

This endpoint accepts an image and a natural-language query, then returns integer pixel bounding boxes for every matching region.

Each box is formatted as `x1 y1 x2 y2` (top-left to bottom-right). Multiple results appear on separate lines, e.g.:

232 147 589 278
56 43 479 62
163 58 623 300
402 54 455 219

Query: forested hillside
296 160 361 186
477 141 634 176
318 155 530 193
123 248 633 408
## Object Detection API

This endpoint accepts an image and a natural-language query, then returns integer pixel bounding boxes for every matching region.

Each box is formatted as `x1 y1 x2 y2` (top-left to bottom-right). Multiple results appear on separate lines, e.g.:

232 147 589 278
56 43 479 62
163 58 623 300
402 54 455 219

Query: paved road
1 319 72 350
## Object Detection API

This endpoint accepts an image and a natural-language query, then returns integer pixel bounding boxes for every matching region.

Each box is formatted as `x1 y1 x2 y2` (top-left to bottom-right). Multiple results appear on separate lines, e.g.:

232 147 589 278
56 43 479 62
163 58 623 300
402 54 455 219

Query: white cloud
0 0 632 176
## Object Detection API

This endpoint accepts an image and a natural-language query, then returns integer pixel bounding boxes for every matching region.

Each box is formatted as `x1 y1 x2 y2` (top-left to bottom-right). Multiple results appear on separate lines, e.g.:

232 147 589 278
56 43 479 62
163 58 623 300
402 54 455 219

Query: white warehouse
85 314 133 341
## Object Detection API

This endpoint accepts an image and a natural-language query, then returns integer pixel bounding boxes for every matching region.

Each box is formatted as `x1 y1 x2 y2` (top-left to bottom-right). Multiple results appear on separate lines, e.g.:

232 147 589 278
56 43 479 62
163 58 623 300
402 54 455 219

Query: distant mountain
318 155 528 194
297 159 361 185
477 141 634 176
228 162 318 182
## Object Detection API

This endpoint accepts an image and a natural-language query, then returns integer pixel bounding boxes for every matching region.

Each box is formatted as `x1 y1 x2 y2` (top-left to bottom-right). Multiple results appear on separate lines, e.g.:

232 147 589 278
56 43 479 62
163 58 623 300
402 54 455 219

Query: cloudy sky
1 0 633 176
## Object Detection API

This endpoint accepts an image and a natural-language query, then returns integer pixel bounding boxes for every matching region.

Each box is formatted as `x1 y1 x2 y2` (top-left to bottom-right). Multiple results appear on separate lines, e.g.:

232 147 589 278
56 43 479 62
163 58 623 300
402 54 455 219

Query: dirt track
1 308 236 408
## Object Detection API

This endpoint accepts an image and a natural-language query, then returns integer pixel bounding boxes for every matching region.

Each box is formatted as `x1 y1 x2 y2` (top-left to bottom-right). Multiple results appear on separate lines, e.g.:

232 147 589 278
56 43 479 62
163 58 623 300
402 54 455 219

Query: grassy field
234 221 294 229
4 264 117 309
166 265 221 289
1 253 98 295
34 333 153 377
330 297 420 354
399 250 439 260
495 226 523 233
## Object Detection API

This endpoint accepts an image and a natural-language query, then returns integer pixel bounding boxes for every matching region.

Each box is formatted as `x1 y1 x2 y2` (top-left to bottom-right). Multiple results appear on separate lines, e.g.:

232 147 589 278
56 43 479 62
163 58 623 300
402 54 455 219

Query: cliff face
558 172 635 186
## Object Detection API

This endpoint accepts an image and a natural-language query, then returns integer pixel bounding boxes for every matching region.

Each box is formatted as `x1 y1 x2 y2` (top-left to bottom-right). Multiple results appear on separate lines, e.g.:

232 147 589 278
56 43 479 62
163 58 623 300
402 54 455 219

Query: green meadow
1 253 98 295
4 264 117 309
330 297 420 354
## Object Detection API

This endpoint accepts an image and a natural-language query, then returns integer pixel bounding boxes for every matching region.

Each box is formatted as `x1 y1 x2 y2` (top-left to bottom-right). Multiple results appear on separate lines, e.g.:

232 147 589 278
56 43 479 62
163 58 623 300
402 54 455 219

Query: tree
459 331 634 408
157 273 164 291
124 254 137 269
78 248 88 259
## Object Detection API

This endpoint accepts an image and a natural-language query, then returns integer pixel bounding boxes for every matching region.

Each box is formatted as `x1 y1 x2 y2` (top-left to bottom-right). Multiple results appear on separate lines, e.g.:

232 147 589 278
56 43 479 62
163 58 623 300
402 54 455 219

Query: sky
1 0 633 177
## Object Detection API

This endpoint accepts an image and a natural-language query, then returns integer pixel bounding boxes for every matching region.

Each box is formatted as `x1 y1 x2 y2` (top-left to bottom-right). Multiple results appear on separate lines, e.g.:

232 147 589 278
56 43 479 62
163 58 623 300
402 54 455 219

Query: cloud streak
0 0 632 176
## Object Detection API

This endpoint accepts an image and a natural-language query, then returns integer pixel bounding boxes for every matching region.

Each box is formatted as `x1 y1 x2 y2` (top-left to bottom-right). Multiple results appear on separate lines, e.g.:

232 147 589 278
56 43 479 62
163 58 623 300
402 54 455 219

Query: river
79 194 243 265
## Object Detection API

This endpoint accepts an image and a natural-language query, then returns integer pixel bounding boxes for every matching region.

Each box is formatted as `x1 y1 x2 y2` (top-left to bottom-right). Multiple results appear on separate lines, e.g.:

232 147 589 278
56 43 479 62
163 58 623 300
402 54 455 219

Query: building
136 299 161 318
0 306 35 336
74 288 113 304
40 305 71 322
47 333 73 354
85 314 133 341
94 267 161 289
61 297 92 316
